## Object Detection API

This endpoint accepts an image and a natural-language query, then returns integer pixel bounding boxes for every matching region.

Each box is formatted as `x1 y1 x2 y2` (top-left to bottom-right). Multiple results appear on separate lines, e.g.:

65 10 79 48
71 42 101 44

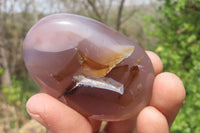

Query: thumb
26 93 93 133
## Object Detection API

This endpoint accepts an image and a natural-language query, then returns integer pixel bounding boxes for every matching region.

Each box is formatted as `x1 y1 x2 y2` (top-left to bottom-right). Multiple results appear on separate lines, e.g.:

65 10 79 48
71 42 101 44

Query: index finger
146 51 163 75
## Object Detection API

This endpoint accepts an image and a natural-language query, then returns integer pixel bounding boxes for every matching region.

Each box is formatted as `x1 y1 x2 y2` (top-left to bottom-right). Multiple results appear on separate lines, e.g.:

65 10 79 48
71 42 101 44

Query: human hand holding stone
26 51 185 133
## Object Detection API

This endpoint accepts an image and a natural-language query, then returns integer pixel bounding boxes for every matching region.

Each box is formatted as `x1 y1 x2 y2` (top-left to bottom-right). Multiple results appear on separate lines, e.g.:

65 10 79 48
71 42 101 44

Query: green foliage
9 121 15 129
145 0 200 132
2 77 33 110
0 67 4 76
1 76 38 129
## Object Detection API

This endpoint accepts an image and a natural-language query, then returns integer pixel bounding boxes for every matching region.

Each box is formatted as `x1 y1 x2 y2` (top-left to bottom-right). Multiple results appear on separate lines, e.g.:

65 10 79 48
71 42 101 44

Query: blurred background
0 0 199 133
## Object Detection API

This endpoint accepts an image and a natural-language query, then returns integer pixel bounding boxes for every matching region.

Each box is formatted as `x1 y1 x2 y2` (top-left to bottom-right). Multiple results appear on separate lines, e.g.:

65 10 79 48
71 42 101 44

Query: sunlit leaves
146 0 200 132
0 68 4 76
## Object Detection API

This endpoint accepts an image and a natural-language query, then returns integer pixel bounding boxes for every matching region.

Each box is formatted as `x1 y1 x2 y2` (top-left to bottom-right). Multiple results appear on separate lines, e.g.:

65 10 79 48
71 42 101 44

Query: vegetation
0 0 199 132
145 0 200 132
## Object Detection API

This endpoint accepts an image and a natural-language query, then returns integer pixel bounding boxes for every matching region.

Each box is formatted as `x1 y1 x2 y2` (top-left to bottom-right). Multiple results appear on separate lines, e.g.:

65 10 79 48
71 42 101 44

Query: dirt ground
0 94 46 133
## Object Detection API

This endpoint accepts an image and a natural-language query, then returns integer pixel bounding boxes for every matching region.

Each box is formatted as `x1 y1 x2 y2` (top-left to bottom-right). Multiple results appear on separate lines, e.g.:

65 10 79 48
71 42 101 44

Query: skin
26 51 186 133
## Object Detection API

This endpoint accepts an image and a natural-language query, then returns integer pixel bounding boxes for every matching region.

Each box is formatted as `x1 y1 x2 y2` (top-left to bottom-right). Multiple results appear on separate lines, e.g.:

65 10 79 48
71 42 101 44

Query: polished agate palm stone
23 14 154 121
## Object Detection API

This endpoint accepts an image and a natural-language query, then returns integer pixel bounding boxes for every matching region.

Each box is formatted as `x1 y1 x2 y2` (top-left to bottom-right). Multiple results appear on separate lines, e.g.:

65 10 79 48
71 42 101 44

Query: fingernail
26 94 47 126
27 108 46 126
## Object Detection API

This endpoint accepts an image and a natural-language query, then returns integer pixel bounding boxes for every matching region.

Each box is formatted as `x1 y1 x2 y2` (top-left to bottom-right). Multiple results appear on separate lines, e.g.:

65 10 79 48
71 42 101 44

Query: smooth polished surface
23 14 154 121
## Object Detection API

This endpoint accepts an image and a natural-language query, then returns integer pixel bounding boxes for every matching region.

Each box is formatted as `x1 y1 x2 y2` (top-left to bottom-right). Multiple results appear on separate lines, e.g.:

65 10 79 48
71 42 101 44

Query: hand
26 51 185 133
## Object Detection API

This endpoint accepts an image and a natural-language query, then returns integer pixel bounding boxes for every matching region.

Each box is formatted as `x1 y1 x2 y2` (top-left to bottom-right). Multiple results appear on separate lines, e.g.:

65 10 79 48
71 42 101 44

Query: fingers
150 72 186 126
104 72 185 133
102 51 163 133
103 117 137 133
26 93 93 133
146 51 163 75
146 51 185 126
103 51 185 132
136 106 169 133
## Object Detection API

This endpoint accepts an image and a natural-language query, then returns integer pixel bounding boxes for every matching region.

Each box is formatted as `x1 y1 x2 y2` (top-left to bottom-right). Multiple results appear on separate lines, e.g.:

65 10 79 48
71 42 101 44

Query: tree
146 0 200 132
0 0 37 88
60 0 138 31
0 0 12 87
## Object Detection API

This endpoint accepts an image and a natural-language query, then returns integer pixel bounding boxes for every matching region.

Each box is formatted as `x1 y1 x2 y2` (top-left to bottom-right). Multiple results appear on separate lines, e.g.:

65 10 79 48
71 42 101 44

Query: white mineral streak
73 75 124 95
